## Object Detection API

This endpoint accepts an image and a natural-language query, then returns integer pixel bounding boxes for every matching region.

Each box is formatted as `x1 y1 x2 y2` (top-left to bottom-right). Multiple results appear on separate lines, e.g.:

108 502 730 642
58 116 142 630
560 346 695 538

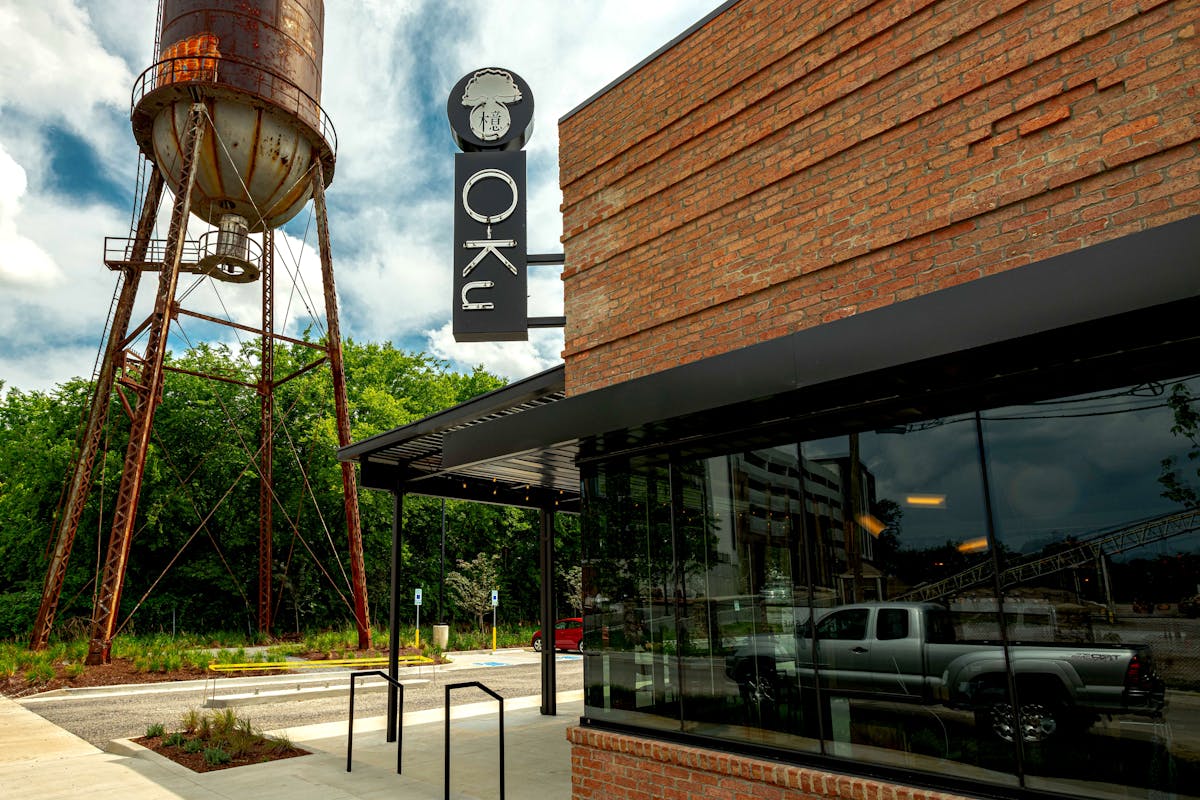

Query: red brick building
347 1 1199 798
560 0 1197 396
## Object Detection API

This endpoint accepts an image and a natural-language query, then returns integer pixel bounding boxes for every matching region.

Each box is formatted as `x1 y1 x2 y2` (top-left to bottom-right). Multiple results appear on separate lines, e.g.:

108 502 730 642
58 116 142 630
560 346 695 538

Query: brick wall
568 726 978 800
558 0 1200 395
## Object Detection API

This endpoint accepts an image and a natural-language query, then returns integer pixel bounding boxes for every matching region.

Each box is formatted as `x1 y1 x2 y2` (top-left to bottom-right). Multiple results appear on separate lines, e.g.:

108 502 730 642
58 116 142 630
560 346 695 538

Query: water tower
30 0 371 663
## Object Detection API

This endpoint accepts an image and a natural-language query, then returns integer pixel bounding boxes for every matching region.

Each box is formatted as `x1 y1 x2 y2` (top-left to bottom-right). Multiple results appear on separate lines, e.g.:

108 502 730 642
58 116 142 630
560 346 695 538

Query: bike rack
444 681 505 800
346 670 405 774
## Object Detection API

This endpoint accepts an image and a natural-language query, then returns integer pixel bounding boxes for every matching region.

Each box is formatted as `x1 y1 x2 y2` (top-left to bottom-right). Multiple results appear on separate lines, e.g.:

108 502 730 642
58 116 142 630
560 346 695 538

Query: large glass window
581 455 680 733
804 423 1016 779
580 372 1199 800
983 375 1200 798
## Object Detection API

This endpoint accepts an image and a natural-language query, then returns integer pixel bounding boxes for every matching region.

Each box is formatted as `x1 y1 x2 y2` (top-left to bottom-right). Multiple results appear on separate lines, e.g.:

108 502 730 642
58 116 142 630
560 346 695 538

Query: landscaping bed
133 709 308 772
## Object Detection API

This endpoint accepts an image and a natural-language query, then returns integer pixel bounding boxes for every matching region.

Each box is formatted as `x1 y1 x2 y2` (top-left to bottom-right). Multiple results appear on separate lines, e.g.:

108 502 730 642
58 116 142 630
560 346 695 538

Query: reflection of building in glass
806 454 884 603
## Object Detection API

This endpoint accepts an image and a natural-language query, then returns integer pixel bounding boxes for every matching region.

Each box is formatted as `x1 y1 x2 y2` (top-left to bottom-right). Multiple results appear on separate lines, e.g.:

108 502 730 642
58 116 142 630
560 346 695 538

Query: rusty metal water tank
131 0 336 233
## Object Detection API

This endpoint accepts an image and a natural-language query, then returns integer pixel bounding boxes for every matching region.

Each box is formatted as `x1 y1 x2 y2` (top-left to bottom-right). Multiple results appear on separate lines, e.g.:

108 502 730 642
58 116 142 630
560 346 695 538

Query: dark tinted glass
579 372 1200 800
983 375 1199 798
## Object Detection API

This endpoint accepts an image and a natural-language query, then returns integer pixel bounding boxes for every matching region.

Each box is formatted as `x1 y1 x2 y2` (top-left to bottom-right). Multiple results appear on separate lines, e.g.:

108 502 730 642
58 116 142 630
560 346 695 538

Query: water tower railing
131 55 337 157
104 235 203 269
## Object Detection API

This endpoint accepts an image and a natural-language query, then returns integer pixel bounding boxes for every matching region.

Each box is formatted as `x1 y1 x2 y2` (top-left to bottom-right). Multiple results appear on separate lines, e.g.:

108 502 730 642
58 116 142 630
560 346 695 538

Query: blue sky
0 0 724 393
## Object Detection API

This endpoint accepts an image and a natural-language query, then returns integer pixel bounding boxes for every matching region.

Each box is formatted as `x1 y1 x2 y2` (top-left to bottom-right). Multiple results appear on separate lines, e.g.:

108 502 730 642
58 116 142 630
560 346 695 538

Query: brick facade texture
558 0 1200 396
567 726 980 800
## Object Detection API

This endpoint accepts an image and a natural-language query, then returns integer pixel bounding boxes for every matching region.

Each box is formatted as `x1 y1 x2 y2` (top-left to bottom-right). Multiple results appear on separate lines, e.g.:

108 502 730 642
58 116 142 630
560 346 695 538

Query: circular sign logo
448 68 534 152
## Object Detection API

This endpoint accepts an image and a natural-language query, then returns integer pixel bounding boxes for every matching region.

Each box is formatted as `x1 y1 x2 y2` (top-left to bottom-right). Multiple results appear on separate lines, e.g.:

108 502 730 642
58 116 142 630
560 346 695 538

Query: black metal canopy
337 364 578 511
341 214 1199 512
439 214 1200 472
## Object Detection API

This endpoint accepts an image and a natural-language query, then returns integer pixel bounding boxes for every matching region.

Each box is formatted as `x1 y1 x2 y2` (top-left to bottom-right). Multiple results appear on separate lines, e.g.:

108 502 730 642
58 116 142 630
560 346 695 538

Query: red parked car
531 618 584 653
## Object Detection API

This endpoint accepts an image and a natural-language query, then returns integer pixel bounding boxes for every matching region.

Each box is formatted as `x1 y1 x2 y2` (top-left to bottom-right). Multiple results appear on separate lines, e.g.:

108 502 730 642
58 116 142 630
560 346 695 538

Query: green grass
0 654 17 679
269 623 538 660
0 621 541 688
203 747 231 766
23 662 54 684
444 624 537 651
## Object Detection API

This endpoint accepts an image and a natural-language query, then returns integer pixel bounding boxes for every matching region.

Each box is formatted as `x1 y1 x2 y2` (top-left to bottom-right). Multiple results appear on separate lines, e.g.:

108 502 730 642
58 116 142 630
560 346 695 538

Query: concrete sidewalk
2 688 582 799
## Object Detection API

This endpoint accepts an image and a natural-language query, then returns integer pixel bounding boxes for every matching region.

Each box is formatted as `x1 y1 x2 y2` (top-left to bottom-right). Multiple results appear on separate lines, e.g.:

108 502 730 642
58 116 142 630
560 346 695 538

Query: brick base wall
568 726 978 800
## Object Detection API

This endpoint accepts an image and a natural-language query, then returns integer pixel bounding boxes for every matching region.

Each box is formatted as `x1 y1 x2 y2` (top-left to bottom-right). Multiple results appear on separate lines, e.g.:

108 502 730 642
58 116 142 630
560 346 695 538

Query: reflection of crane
898 509 1200 602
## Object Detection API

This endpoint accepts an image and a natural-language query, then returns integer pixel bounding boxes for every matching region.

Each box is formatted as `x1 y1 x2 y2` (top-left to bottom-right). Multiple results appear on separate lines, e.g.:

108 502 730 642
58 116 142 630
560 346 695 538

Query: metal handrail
130 54 337 155
103 235 203 268
347 670 405 775
445 681 505 800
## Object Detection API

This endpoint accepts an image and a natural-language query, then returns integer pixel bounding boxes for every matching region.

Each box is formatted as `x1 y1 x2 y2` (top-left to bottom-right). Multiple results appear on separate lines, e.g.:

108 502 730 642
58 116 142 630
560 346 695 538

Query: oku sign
448 68 534 342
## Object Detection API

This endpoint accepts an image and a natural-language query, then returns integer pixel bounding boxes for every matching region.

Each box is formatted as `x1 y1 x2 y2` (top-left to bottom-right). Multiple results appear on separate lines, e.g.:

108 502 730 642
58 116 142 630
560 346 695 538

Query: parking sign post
415 588 422 648
491 589 498 652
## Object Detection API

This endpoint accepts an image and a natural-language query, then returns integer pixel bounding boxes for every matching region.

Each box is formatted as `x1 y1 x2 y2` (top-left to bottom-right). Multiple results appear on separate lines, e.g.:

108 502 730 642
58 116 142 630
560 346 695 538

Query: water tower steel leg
311 160 371 650
86 105 207 665
258 230 275 635
29 168 167 652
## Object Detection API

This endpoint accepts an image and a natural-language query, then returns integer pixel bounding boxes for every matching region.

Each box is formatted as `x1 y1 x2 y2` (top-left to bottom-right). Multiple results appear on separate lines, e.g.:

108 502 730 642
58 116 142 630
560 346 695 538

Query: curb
106 737 198 777
205 677 431 708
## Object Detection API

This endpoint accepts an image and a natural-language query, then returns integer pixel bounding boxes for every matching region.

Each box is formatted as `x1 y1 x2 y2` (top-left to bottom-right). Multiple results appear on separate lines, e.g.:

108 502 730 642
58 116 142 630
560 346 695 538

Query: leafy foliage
446 553 500 631
1159 381 1200 508
0 340 579 642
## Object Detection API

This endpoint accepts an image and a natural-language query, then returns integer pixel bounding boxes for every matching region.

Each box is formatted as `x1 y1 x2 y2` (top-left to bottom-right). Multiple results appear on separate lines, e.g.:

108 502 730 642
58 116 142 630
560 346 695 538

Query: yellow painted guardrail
206 655 434 673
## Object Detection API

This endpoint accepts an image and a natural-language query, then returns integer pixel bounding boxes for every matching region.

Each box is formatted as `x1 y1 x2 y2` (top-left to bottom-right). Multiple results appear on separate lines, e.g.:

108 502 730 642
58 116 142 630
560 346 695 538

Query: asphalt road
18 654 583 748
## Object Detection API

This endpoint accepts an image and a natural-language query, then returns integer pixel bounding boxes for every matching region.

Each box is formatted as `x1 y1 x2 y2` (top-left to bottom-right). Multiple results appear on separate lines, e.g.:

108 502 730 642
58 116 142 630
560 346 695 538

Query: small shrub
222 730 256 759
163 731 186 747
184 650 214 670
266 733 295 754
181 708 201 734
212 708 237 736
145 723 165 738
203 746 231 766
64 662 85 678
0 655 17 679
24 662 54 685
183 738 203 754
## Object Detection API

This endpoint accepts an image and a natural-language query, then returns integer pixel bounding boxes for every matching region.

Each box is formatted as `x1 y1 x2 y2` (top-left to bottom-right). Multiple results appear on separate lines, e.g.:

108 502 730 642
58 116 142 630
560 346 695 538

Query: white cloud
426 320 564 382
0 0 130 116
0 0 135 184
0 0 724 393
0 144 63 288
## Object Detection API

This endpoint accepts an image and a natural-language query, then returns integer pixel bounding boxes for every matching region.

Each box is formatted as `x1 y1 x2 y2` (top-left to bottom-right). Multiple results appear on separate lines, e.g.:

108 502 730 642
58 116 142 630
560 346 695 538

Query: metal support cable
114 459 256 638
173 321 358 613
172 319 350 599
197 106 326 338
277 410 351 589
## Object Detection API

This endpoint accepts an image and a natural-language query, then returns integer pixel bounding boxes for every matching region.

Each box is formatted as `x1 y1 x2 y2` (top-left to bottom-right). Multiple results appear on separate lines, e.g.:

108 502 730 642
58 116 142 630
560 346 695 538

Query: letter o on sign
462 169 519 224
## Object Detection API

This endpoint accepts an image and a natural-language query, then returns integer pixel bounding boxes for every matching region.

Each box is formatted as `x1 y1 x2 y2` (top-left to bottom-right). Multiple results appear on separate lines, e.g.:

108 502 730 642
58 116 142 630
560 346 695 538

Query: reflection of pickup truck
725 602 1166 743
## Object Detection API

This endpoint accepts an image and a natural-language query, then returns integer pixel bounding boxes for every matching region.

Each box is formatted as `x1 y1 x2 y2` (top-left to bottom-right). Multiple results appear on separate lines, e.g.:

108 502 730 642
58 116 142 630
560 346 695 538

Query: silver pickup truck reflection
725 602 1166 743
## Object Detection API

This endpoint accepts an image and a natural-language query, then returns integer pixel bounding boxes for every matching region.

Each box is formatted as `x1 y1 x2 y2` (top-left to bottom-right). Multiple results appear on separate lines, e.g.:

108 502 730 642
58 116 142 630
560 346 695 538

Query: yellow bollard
492 626 497 652
415 628 420 649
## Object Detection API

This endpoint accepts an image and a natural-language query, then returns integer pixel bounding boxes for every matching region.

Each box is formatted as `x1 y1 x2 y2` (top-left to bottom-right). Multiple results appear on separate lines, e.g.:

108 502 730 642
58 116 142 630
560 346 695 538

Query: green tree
1159 381 1200 508
0 338 579 641
446 553 500 631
